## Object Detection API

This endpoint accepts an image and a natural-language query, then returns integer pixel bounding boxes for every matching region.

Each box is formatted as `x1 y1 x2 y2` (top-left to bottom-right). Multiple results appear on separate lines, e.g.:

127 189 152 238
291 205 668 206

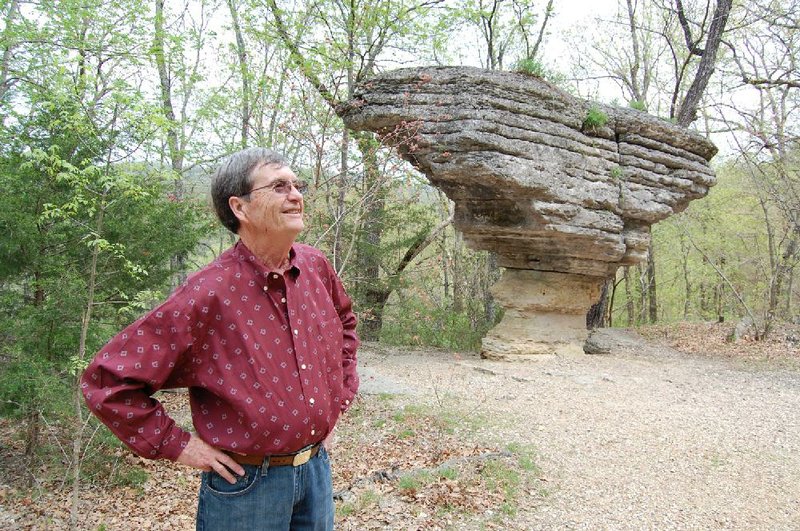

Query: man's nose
287 185 303 201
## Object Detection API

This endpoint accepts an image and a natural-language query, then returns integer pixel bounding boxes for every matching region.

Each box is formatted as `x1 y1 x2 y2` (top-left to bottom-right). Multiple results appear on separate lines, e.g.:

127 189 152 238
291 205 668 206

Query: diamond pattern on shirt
81 241 359 460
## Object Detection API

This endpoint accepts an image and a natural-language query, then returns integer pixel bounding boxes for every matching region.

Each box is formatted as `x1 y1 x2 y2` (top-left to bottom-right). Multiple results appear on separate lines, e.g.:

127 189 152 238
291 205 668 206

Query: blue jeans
196 446 334 531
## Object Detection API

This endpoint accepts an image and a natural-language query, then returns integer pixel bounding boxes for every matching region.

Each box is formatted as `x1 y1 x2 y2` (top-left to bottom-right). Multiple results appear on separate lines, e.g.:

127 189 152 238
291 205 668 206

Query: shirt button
309 398 315 405
301 364 307 370
281 297 286 303
272 273 279 279
311 429 316 436
293 329 298 335
262 286 268 291
345 400 350 405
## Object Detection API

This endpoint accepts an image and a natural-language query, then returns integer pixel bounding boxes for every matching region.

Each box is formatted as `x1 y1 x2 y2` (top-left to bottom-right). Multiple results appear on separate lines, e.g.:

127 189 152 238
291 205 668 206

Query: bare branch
675 0 733 126
266 0 339 109
674 0 703 55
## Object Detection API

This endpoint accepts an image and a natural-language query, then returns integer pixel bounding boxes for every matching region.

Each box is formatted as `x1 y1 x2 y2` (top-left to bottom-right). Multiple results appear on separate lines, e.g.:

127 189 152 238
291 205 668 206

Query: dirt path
358 331 800 529
3 329 798 530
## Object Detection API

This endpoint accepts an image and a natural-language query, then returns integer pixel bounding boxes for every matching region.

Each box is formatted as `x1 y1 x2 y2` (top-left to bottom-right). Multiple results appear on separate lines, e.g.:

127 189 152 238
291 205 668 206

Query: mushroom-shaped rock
339 66 717 359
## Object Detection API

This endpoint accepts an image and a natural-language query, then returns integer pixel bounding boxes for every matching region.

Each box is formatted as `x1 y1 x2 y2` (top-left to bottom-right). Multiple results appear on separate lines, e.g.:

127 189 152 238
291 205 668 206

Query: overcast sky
543 0 623 63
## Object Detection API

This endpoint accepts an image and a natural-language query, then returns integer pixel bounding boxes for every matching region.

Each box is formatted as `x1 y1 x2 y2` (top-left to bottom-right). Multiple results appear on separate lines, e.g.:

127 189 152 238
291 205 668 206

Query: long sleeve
325 259 360 412
80 291 195 460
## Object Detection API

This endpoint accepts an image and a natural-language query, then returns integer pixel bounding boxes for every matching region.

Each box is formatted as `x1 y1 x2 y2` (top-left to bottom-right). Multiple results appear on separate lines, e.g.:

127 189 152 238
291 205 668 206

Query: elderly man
81 147 359 530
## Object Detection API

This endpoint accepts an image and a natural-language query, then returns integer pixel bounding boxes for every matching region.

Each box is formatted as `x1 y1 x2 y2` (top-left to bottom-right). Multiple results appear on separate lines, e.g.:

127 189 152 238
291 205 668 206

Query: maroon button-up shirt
81 241 359 460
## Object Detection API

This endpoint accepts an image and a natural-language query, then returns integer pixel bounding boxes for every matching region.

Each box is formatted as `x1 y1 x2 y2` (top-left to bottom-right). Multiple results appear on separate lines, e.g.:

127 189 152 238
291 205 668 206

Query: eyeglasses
242 179 309 197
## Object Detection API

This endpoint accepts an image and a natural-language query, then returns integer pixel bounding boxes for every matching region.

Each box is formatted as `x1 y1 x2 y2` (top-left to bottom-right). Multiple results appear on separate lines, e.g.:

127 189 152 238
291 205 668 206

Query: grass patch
332 394 540 528
437 466 458 480
396 428 415 439
110 465 149 489
393 401 487 435
336 488 381 518
398 470 434 493
506 442 540 473
482 459 521 497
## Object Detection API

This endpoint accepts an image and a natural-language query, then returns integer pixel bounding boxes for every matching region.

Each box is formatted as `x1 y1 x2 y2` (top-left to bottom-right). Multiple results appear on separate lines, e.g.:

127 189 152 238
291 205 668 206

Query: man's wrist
161 427 192 461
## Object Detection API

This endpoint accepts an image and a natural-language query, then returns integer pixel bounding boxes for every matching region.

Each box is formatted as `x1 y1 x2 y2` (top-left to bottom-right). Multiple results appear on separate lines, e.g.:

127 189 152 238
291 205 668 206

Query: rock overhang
339 66 717 279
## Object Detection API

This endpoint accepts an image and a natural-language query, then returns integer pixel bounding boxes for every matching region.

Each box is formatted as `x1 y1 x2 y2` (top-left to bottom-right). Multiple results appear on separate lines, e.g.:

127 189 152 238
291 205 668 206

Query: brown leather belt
226 443 321 467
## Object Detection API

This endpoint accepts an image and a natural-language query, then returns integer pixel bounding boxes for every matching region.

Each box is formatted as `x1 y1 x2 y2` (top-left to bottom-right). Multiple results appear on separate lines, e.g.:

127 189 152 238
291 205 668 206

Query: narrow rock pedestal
481 270 604 360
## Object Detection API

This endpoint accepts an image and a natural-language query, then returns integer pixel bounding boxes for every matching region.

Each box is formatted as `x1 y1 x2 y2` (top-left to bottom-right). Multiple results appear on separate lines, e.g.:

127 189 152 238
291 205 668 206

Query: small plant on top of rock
629 99 647 112
515 57 546 77
583 105 608 130
514 58 567 86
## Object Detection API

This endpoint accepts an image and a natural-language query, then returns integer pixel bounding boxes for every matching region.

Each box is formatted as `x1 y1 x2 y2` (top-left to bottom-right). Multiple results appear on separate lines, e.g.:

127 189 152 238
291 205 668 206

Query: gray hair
211 147 287 233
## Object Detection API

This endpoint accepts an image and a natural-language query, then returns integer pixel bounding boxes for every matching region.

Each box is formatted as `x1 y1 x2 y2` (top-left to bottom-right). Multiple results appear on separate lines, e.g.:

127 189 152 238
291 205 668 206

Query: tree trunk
154 0 187 285
227 0 250 148
608 275 618 327
153 0 183 181
675 0 733 126
699 281 708 315
681 235 691 319
452 230 464 313
333 127 349 271
587 279 611 329
354 133 386 341
638 264 648 324
440 237 450 300
484 254 499 324
0 0 19 104
767 235 798 336
646 242 657 323
70 185 109 531
624 266 634 326
24 410 39 485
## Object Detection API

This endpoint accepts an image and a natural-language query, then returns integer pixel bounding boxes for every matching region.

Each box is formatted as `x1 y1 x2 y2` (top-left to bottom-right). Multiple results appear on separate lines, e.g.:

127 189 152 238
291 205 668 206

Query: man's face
237 163 305 239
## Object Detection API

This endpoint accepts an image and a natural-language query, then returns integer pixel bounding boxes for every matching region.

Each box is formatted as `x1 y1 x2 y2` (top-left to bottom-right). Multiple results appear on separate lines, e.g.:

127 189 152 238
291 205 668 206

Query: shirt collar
233 239 301 278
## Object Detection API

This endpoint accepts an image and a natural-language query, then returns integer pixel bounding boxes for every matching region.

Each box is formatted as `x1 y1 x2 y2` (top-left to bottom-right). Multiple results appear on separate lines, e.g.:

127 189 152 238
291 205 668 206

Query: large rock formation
339 66 717 359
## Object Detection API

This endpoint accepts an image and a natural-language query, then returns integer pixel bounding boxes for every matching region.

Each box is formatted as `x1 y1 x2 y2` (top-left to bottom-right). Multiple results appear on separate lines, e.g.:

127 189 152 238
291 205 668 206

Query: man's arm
324 258 360 411
81 293 192 459
81 293 245 483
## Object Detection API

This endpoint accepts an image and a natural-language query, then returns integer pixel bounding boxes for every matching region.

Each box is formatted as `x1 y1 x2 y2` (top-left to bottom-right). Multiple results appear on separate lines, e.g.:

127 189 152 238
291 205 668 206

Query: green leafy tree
265 0 456 339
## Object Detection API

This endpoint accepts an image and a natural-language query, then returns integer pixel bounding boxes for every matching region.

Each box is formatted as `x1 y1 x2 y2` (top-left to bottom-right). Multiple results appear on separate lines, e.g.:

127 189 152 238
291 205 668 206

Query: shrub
583 106 609 129
515 57 546 77
379 296 493 351
514 58 567 86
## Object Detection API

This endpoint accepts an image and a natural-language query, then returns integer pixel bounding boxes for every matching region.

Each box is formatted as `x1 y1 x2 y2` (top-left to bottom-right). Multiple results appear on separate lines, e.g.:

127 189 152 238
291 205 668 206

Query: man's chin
285 223 305 237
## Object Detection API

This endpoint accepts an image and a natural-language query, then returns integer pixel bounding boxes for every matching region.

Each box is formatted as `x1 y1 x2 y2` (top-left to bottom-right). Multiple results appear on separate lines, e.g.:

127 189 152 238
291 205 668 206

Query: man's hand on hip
176 434 245 484
322 428 335 450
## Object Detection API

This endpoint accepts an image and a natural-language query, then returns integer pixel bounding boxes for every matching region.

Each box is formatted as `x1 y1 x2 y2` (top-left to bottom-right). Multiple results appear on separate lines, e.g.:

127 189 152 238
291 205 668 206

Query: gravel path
358 332 800 530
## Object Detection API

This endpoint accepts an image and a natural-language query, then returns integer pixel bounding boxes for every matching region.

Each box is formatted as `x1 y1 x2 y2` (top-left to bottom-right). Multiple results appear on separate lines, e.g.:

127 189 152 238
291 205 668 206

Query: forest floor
1 322 800 530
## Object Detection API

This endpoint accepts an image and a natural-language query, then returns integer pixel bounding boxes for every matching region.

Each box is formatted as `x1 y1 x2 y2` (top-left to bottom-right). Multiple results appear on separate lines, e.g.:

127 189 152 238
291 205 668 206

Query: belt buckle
292 447 313 466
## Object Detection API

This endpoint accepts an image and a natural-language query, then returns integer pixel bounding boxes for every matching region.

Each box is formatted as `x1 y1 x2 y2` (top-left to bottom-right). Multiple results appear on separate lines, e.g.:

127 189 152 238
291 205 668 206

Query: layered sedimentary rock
339 66 717 359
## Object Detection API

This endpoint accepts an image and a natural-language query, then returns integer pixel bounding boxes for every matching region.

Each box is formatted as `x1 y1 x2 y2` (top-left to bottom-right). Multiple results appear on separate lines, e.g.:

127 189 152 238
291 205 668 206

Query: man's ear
229 195 248 222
